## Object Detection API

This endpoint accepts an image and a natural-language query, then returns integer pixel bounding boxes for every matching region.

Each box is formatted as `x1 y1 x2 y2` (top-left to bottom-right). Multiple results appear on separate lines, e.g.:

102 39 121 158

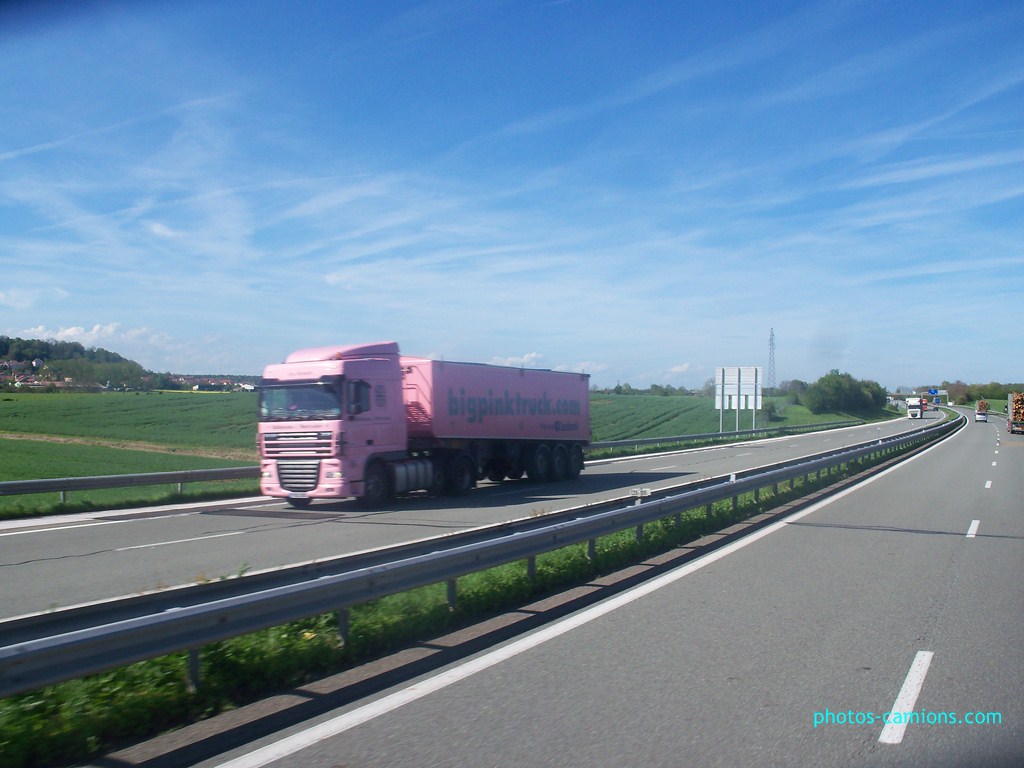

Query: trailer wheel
445 454 476 496
526 444 551 482
550 443 569 481
568 444 584 479
359 462 391 508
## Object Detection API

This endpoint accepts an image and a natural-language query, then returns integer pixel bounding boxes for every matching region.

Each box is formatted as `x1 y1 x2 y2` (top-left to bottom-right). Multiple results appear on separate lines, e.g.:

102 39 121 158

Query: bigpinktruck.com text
447 388 583 424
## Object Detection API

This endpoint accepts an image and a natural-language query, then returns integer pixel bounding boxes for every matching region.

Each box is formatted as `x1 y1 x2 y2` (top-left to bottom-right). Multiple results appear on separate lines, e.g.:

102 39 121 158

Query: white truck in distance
906 397 925 419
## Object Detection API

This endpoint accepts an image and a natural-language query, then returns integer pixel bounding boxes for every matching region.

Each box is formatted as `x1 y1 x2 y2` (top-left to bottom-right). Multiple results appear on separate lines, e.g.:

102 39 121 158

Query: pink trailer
401 357 588 442
258 342 590 507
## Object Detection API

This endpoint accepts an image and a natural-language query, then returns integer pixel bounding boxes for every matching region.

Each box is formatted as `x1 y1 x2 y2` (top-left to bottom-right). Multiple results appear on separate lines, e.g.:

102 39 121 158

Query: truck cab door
343 360 407 455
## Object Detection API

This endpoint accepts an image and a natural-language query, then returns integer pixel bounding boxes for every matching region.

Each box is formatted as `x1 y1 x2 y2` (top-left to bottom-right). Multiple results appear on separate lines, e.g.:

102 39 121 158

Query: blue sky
2 0 1022 390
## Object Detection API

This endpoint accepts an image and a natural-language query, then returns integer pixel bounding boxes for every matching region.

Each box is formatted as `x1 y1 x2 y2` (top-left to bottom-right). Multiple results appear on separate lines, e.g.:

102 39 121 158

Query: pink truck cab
258 342 590 507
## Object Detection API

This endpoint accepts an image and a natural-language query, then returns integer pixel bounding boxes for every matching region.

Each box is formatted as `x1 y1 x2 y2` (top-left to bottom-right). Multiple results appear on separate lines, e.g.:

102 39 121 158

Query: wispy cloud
1 1 1021 387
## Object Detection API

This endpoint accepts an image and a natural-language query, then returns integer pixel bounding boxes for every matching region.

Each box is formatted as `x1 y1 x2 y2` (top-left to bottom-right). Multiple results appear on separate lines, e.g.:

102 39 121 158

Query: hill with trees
0 336 148 390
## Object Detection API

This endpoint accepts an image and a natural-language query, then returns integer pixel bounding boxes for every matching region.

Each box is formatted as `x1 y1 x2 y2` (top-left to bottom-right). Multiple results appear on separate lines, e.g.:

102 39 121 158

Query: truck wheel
359 462 391 508
568 444 584 479
445 454 476 496
526 444 551 482
550 444 569 481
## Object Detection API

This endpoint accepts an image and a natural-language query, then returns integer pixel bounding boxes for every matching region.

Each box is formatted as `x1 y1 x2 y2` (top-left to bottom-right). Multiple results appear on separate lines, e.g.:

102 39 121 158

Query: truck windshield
259 380 343 421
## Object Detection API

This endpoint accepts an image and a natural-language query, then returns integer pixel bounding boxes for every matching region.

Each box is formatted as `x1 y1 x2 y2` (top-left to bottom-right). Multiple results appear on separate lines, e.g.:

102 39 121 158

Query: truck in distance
974 399 988 422
1009 392 1024 435
257 342 590 507
906 397 925 419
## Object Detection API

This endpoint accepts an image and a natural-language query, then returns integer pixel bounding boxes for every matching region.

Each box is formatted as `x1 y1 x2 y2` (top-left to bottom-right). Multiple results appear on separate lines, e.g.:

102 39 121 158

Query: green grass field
0 437 257 516
0 391 257 455
0 392 260 516
589 392 886 440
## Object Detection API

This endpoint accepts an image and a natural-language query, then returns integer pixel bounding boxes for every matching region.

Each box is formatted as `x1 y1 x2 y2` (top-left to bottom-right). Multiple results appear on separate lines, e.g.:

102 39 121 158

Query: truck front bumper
260 459 354 499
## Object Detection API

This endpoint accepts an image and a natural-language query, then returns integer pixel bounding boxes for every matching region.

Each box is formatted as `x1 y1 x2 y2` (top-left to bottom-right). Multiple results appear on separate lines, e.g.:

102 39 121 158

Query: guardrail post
60 490 67 505
527 555 537 581
447 578 457 610
187 648 201 692
587 538 596 561
337 608 350 646
631 489 650 543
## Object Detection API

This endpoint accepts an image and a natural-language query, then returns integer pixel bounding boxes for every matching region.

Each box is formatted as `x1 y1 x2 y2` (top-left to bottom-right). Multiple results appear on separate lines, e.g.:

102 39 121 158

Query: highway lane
2 416 933 618
180 410 1021 768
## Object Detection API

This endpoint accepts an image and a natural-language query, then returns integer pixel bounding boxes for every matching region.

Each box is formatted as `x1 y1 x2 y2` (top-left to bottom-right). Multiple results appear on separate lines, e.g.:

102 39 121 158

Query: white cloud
557 361 608 375
10 324 197 369
489 352 545 368
144 220 182 239
17 323 126 345
0 289 38 311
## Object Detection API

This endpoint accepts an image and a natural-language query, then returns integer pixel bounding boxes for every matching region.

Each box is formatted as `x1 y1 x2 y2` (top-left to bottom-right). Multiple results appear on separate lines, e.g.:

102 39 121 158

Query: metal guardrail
0 415 961 699
590 420 861 451
0 466 258 501
0 421 862 501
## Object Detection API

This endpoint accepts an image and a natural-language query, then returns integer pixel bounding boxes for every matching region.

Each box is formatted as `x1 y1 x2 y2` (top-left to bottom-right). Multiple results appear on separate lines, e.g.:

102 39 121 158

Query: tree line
936 380 1024 405
1 335 147 389
0 336 134 365
593 370 890 416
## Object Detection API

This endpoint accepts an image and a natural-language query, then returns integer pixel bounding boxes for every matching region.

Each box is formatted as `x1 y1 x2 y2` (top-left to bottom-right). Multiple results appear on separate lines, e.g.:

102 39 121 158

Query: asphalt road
3 415 935 618
163 412 1020 768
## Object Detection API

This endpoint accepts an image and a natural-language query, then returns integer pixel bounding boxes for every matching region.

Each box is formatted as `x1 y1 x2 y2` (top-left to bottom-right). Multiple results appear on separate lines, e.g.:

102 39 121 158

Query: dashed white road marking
879 651 935 745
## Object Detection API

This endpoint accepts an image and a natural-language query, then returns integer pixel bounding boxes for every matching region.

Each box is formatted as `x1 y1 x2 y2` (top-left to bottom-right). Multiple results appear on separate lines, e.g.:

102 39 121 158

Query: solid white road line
966 520 980 538
879 651 934 745
0 519 122 537
0 496 270 535
115 531 244 551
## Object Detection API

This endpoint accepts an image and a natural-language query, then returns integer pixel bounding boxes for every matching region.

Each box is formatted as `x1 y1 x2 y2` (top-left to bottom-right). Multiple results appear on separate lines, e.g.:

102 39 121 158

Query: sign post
716 366 763 432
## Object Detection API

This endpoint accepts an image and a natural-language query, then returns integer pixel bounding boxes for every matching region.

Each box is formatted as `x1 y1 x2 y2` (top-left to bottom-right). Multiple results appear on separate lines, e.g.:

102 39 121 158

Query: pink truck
258 342 590 507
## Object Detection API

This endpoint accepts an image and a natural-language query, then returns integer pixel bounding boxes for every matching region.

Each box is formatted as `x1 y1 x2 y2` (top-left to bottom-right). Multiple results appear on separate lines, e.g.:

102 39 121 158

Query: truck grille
263 432 333 457
277 461 321 492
